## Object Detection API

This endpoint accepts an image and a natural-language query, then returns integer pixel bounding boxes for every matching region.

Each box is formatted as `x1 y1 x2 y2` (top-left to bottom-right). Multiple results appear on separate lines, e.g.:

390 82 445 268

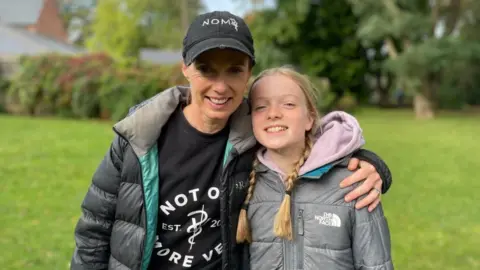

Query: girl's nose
267 105 282 119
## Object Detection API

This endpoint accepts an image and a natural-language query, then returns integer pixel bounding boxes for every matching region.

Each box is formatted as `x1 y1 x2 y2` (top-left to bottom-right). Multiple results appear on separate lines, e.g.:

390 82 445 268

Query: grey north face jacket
247 111 393 270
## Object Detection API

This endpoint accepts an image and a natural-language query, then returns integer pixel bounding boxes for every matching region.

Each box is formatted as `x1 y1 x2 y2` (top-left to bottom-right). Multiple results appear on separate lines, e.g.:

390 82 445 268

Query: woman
70 11 392 270
236 66 393 269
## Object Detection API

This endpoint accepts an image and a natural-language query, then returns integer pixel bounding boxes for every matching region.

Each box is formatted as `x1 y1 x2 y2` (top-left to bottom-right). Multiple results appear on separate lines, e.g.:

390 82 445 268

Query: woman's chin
204 110 232 123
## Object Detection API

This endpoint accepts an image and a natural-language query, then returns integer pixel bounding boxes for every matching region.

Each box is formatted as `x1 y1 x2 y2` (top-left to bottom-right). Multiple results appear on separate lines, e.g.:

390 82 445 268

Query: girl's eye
285 103 295 108
254 105 266 111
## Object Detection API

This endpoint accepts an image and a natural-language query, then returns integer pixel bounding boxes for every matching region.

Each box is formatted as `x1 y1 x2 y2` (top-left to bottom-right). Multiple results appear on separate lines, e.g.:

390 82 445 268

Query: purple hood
257 111 365 176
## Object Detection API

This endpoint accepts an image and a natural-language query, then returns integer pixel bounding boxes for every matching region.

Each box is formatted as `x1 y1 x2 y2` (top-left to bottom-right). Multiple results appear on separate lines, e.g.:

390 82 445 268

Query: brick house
0 0 68 42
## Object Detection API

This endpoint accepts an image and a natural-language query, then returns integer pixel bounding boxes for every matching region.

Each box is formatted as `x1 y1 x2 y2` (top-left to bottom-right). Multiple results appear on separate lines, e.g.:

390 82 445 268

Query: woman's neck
183 104 228 134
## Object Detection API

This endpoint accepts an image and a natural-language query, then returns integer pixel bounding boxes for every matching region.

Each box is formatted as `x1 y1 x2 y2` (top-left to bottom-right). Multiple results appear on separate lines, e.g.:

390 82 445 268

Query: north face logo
315 212 341 227
202 18 238 31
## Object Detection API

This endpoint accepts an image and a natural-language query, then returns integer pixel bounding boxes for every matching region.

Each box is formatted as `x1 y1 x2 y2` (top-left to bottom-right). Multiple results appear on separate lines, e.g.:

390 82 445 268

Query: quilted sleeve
352 149 392 194
70 135 125 270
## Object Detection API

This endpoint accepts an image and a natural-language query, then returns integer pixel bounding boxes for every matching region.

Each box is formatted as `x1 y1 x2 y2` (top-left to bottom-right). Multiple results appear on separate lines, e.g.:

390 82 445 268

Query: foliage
0 79 9 113
98 63 186 121
85 0 145 64
140 0 204 49
58 0 96 46
4 53 186 121
85 0 203 62
335 91 358 113
245 0 369 110
349 0 480 115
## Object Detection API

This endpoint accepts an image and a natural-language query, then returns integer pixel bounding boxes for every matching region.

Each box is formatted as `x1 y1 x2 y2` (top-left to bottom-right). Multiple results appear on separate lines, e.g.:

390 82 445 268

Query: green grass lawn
1 109 479 269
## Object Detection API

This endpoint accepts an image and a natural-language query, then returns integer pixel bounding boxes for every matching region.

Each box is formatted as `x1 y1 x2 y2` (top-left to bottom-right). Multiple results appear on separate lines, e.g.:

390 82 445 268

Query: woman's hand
340 158 383 212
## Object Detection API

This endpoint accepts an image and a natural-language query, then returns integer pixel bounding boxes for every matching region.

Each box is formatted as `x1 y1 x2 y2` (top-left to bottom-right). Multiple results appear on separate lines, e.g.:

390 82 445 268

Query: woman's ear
182 62 189 80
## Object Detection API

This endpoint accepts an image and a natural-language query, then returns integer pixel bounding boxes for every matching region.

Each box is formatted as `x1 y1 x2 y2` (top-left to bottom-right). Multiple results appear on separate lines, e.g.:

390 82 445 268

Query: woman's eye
285 103 295 108
196 65 215 75
229 67 243 74
198 66 210 73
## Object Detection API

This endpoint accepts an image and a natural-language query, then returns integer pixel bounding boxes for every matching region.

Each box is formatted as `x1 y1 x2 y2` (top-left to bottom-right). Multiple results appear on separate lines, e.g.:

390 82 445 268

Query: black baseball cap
182 11 255 66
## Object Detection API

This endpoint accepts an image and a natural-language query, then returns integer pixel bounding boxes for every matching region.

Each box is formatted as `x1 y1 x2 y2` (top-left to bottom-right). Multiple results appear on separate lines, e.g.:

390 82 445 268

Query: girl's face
250 74 314 153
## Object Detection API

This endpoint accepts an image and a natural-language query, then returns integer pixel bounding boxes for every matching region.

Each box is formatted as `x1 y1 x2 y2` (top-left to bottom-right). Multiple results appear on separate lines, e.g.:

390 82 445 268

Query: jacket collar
113 86 256 158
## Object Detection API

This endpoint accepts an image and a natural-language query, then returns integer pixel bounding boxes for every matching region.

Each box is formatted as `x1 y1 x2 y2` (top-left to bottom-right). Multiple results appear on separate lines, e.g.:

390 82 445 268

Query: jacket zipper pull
298 209 304 236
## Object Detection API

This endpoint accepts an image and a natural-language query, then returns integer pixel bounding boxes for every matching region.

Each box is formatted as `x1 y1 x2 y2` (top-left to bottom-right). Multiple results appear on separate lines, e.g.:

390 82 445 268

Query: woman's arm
340 149 393 212
70 135 125 270
353 149 392 193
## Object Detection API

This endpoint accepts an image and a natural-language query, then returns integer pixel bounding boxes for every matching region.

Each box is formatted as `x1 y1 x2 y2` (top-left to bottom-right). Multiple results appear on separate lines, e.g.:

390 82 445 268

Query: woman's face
250 74 314 153
182 49 251 125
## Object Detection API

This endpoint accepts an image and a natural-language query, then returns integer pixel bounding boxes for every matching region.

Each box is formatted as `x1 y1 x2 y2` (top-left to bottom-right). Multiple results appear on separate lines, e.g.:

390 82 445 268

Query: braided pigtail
273 136 313 240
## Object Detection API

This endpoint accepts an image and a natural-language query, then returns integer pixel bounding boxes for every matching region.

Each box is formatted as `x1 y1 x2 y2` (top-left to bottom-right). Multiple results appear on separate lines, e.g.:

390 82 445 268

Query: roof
139 49 182 65
0 0 44 25
0 23 85 57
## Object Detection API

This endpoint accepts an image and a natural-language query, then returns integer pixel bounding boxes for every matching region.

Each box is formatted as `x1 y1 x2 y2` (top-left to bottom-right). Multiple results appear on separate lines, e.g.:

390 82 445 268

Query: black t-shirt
148 104 229 270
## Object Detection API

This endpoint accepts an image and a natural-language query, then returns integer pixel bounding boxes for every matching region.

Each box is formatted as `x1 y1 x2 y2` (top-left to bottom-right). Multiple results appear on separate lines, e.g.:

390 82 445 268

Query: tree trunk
377 81 391 107
378 90 391 107
414 92 434 119
377 71 393 107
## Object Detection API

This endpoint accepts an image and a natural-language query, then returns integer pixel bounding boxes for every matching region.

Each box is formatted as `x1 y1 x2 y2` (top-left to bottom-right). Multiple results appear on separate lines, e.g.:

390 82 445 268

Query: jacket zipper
113 128 148 270
285 204 292 270
275 172 294 270
221 150 237 269
297 209 304 270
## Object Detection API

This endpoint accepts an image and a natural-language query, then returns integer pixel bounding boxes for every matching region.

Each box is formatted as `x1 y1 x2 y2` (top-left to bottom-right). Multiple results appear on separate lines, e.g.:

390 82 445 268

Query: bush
97 62 187 121
335 91 359 114
0 79 10 113
5 53 187 121
310 77 336 113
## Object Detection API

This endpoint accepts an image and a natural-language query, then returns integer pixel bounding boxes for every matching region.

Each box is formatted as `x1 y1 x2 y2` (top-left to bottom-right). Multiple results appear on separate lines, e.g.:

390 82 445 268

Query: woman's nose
212 77 228 94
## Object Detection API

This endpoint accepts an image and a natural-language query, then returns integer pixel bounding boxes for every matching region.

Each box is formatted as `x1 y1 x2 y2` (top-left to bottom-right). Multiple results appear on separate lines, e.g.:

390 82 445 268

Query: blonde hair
236 66 321 243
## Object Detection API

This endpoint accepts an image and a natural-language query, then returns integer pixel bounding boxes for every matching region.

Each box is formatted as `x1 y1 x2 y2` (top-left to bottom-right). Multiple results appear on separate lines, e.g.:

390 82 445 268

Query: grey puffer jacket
70 86 258 270
247 112 393 270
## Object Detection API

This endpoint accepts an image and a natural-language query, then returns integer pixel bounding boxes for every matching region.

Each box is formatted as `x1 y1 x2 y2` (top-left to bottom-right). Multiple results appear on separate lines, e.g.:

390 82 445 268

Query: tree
243 0 370 109
140 0 204 49
457 0 480 107
85 0 203 63
365 41 395 107
58 0 96 46
86 0 146 63
349 0 480 118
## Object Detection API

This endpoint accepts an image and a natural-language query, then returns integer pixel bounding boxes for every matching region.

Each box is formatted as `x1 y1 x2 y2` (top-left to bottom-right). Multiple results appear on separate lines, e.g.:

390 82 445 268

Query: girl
236 67 393 270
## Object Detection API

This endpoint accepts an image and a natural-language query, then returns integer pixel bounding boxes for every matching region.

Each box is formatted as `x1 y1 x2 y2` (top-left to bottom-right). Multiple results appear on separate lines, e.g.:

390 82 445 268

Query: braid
273 135 313 240
236 157 259 243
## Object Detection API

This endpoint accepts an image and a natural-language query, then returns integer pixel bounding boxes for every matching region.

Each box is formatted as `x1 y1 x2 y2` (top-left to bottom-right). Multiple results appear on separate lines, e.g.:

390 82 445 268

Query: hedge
2 53 350 121
4 53 187 121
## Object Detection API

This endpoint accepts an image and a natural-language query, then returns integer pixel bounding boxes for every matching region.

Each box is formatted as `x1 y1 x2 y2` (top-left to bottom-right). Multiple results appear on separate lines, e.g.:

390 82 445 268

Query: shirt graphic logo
202 18 238 31
186 204 209 251
315 212 341 227
152 187 223 267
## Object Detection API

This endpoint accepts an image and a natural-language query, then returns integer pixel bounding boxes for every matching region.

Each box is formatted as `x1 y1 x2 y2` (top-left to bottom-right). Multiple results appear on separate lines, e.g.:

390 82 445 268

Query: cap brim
184 37 254 66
